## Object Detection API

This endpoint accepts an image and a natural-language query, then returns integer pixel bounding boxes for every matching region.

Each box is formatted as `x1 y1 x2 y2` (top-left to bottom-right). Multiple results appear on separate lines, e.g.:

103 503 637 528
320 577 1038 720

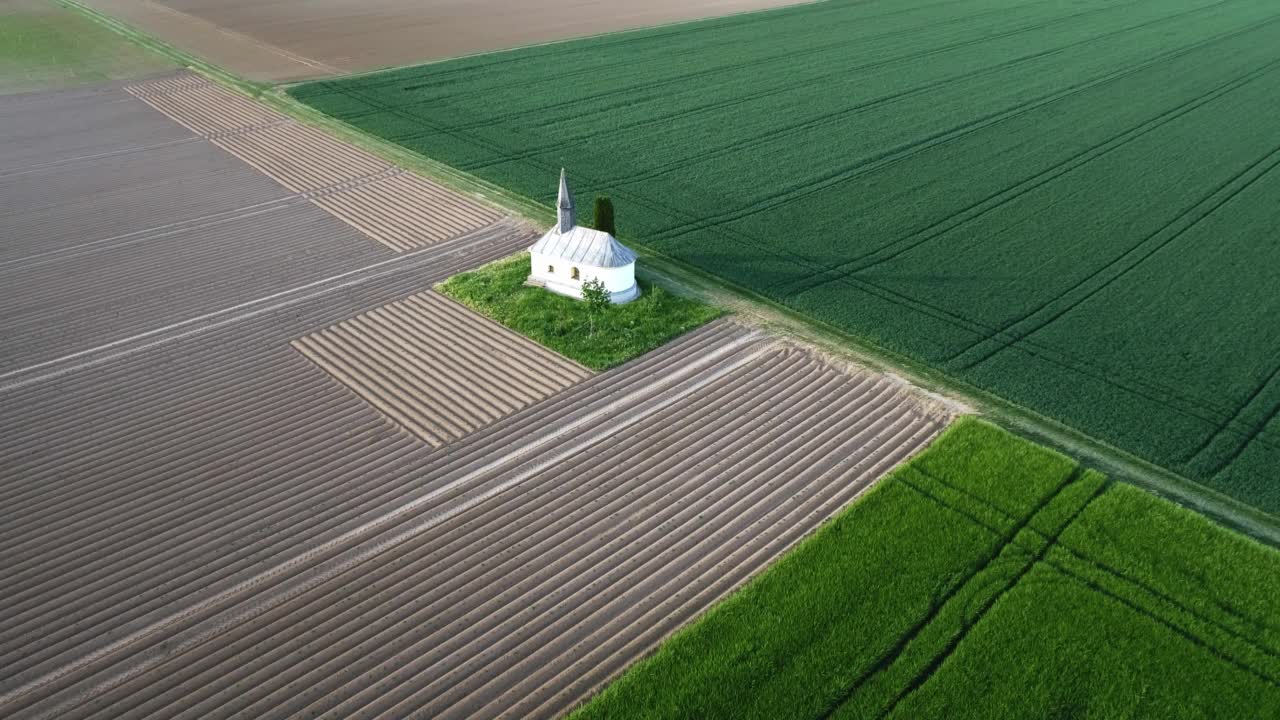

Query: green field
292 0 1280 515
0 0 171 95
437 253 722 370
568 419 1280 718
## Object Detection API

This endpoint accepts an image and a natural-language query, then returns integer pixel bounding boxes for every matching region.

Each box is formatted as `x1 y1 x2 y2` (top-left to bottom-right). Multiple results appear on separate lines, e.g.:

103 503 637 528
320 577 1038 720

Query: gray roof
530 224 638 268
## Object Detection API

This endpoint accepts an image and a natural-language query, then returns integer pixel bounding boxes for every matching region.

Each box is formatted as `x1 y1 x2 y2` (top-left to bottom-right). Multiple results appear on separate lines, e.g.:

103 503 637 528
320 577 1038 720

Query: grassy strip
0 0 171 94
436 254 722 371
571 418 1280 719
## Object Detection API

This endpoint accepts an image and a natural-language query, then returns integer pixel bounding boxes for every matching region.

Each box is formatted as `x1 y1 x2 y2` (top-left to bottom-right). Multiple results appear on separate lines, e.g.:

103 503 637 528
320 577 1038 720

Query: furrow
338 353 878 718
145 348 799 720
293 290 591 446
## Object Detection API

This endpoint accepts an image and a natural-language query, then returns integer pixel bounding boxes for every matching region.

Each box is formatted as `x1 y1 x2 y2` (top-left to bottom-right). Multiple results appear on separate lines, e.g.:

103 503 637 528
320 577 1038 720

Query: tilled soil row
0 225 535 698
0 321 756 713
124 73 504 252
2 318 947 719
294 290 593 447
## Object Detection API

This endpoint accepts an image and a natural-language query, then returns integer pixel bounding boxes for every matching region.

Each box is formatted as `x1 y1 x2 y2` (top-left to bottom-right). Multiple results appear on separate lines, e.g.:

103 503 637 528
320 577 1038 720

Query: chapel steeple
557 168 575 233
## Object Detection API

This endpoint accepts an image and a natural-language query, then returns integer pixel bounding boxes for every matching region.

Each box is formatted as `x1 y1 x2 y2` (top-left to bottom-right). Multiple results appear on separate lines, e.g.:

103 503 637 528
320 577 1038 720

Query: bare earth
80 0 811 81
0 74 945 719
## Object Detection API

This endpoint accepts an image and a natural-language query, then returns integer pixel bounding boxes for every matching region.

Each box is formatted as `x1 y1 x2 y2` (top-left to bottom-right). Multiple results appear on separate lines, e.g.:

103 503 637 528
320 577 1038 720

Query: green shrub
593 195 616 235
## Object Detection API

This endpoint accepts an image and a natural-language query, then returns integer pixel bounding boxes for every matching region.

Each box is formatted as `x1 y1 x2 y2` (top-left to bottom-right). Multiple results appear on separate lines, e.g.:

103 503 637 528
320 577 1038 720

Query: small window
548 264 555 273
571 267 580 280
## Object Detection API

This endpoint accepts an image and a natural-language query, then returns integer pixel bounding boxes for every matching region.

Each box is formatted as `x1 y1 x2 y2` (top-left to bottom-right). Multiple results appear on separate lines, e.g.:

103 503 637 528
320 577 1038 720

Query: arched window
548 264 555 273
571 267 580 280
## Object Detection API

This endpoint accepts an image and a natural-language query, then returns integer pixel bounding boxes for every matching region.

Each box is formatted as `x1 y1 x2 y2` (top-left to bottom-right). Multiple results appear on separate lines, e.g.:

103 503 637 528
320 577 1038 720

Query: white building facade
528 170 639 304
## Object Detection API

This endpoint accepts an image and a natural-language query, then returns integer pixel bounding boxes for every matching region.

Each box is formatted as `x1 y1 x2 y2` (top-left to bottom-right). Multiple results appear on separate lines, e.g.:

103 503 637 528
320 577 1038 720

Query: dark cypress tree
593 195 616 236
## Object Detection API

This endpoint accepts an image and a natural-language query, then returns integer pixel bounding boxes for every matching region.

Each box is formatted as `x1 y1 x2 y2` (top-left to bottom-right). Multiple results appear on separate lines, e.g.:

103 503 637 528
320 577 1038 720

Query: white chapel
528 169 639 303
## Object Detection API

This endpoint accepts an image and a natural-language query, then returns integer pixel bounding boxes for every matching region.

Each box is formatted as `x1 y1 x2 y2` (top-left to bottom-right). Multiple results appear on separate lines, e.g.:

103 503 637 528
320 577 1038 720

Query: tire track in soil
0 234 532 679
811 465 1088 719
291 351 853 719
204 353 937 720
0 220 528 392
126 75 503 253
0 323 765 714
502 402 939 720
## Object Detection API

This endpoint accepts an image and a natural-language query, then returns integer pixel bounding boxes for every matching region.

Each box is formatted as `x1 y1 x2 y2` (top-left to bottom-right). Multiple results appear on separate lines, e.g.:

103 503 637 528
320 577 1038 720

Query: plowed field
573 419 1280 719
293 0 1280 514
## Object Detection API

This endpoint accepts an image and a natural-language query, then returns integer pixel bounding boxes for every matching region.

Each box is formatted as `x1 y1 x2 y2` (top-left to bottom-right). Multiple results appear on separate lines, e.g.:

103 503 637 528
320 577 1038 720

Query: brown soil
82 0 812 80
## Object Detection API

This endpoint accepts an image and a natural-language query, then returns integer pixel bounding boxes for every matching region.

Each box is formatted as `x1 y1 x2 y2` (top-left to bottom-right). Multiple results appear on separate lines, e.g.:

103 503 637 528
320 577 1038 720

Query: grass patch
0 0 171 95
291 0 1280 516
436 254 722 370
571 418 1280 719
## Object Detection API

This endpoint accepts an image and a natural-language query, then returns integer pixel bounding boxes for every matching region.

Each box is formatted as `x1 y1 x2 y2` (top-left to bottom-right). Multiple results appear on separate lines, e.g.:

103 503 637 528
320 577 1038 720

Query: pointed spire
557 168 575 234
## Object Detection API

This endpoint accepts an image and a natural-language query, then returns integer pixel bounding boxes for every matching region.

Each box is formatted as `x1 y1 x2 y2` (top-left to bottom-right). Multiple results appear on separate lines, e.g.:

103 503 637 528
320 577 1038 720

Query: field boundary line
0 333 772 718
0 221 521 392
813 465 1086 719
